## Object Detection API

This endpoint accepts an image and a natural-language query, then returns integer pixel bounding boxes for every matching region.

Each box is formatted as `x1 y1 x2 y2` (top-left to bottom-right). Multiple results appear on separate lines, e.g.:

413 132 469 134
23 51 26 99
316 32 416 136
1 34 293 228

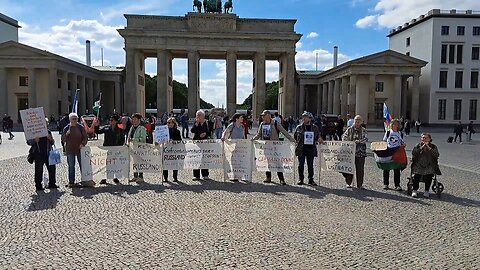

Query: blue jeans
215 128 223 139
67 153 82 183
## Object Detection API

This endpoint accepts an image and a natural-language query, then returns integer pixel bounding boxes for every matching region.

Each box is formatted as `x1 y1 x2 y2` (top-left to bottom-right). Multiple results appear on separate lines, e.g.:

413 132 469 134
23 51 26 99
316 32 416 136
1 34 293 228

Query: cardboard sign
154 125 170 143
319 141 356 174
163 139 224 170
253 140 295 173
19 107 48 140
223 139 253 181
129 142 163 173
81 146 130 181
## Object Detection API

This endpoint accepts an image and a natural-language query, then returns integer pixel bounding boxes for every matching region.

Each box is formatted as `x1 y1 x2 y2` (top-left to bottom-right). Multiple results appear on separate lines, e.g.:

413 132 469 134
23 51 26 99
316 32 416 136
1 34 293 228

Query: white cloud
295 49 351 71
296 41 302 49
356 0 479 29
307 32 319 38
99 0 178 22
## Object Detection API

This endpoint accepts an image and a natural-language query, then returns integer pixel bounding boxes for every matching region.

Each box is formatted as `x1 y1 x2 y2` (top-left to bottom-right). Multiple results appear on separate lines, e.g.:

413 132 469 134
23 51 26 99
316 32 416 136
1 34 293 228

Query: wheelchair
406 173 444 198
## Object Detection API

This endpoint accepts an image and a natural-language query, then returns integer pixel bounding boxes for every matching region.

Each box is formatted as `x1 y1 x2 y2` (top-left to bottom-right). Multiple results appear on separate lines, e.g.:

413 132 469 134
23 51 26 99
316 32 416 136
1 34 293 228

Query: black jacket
95 125 125 146
169 128 182 141
27 130 54 160
191 121 211 140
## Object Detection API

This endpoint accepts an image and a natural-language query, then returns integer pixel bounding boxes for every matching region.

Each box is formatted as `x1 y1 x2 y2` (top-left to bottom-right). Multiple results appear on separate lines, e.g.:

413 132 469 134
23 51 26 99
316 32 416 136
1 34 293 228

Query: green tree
238 81 279 110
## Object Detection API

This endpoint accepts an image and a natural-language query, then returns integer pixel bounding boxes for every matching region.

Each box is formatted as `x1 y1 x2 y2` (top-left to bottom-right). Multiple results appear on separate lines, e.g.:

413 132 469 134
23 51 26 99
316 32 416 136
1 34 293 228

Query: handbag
27 145 37 164
48 145 62 166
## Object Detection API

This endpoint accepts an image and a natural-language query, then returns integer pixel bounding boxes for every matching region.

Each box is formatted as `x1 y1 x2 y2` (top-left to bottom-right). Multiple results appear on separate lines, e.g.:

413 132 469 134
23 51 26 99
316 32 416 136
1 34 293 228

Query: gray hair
69 112 78 121
196 110 205 116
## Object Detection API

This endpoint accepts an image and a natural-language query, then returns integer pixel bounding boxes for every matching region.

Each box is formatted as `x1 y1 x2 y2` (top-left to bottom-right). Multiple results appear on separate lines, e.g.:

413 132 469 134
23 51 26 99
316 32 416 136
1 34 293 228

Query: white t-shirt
383 130 403 148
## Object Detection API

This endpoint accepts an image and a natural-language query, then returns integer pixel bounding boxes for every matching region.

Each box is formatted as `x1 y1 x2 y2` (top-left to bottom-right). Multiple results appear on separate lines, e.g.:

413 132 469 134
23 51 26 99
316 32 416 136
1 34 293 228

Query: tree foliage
238 81 279 110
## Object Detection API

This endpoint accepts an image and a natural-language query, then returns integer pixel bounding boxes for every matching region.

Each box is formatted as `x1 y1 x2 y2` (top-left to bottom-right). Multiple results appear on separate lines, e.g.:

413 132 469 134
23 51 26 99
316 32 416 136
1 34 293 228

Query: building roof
93 66 125 72
297 70 323 76
0 13 20 28
387 9 480 37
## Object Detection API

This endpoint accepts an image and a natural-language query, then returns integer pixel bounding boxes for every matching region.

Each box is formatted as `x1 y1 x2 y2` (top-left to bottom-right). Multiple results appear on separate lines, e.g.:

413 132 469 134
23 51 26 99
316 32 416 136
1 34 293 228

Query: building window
457 45 463 64
473 26 480 36
375 82 384 92
457 26 465 36
472 47 479 60
454 100 462 120
406 52 410 56
449 44 456 63
470 100 477 120
68 81 71 90
471 71 479 89
58 79 62 89
455 71 463 88
19 76 28 86
406 37 410 47
441 26 450 35
441 44 448 63
439 71 448 88
438 99 446 120
374 103 383 120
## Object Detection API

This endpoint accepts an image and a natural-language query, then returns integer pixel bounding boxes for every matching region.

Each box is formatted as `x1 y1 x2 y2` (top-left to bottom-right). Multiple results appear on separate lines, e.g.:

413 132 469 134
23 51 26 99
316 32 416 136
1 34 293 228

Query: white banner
129 142 163 173
81 146 130 181
253 140 295 173
154 125 170 144
319 141 356 174
223 139 253 181
19 107 48 140
163 139 224 170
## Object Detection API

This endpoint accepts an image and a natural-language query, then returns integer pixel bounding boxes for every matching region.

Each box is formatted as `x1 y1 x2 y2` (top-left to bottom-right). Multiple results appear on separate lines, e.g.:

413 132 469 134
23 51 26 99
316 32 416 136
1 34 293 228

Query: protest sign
163 139 224 170
154 125 170 144
81 146 130 181
223 139 253 181
319 141 356 174
129 142 163 173
253 141 295 173
19 107 48 141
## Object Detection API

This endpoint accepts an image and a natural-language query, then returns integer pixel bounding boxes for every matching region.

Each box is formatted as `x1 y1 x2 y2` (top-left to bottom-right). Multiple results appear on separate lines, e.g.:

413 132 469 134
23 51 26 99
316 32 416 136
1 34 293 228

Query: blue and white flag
72 89 79 114
383 103 393 131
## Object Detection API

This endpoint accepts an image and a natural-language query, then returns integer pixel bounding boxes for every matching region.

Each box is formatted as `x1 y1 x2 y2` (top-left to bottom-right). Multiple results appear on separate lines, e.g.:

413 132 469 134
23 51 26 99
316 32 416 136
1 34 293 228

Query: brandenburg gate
118 12 301 117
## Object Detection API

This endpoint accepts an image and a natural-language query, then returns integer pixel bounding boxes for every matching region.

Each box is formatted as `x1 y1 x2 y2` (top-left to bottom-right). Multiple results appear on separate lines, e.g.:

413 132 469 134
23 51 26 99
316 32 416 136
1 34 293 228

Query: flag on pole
72 89 79 114
92 92 102 114
383 103 393 131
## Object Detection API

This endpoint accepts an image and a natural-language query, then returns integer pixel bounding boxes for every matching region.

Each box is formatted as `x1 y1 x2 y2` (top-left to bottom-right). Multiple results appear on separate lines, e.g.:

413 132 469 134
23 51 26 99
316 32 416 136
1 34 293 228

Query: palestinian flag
373 145 408 170
92 100 101 113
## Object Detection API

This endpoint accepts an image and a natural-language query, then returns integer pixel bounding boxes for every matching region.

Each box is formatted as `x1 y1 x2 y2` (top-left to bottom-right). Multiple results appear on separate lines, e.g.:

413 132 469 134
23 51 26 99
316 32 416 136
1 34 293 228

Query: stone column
316 84 322 116
327 80 334 114
254 52 266 117
114 81 121 114
79 76 86 115
349 75 357 116
93 80 100 105
394 75 402 118
61 71 68 115
401 76 408 118
28 68 37 108
333 78 341 115
299 83 305 115
322 82 328 113
226 51 237 116
283 52 296 117
71 74 77 112
157 50 169 116
188 50 200 118
411 75 420 122
125 48 137 115
341 77 348 117
0 68 7 117
48 68 58 118
368 74 376 124
87 78 94 114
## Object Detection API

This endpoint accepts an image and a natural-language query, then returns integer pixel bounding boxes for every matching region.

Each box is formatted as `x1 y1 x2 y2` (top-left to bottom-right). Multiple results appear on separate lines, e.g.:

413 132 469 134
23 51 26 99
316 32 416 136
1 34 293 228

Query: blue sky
1 0 477 107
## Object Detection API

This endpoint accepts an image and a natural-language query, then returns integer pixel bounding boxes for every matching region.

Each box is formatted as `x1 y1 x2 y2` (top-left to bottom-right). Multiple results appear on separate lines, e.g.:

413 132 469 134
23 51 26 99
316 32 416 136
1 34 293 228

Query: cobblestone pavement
0 145 479 269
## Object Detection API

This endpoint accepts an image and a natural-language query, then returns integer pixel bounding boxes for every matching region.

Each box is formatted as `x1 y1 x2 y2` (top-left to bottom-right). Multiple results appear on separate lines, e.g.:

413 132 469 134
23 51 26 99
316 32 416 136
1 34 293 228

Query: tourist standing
214 114 224 139
62 113 88 188
180 112 189 139
341 115 368 189
453 121 464 143
415 119 421 133
346 114 354 128
252 110 295 185
163 117 182 182
27 122 57 191
410 133 440 198
404 119 411 136
191 110 212 181
382 119 405 191
336 115 345 141
294 112 322 186
467 121 475 141
127 113 148 182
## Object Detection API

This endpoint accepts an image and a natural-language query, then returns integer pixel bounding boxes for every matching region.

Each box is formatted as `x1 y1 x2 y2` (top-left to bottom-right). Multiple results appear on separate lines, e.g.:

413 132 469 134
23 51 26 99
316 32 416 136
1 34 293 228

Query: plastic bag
49 148 62 165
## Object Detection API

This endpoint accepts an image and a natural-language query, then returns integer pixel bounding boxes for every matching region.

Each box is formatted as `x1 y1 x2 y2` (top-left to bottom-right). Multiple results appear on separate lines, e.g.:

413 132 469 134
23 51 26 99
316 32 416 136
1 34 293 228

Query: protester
62 112 88 188
94 114 125 184
294 112 322 186
180 112 189 139
410 133 440 198
382 119 405 191
222 113 246 140
127 113 147 183
341 115 368 189
191 110 212 181
336 115 345 140
27 120 57 191
163 117 182 182
454 121 464 143
252 110 295 185
467 121 475 141
214 114 224 139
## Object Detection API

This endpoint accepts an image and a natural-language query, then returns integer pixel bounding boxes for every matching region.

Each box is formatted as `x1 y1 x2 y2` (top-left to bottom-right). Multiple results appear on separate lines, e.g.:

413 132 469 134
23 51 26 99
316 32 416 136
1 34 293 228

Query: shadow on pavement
27 189 66 211
436 193 480 208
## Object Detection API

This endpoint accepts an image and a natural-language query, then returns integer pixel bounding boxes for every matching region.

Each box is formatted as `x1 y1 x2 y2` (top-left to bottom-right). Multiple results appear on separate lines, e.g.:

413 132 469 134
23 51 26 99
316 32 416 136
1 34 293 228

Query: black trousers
163 170 178 180
134 172 143 179
193 169 209 178
34 158 56 188
298 153 314 181
266 171 284 180
413 174 433 191
383 169 401 187
342 156 365 187
454 133 462 142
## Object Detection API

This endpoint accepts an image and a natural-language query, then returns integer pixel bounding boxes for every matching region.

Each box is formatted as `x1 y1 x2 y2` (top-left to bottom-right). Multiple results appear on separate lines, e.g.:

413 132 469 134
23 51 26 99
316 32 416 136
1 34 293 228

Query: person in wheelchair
410 133 440 198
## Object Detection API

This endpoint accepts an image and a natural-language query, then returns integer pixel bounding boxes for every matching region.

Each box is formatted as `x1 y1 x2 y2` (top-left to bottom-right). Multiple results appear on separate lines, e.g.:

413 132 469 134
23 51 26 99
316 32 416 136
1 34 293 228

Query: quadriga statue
224 0 233 14
203 0 222 13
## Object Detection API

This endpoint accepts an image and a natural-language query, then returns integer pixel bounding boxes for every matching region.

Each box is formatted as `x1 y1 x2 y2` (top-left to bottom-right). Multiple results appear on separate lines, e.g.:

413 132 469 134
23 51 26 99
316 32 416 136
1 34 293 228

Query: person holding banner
163 117 182 182
294 112 322 186
127 113 148 182
27 126 57 191
341 115 368 189
381 119 406 191
191 110 212 181
253 110 295 185
62 113 88 188
222 113 246 140
94 114 125 184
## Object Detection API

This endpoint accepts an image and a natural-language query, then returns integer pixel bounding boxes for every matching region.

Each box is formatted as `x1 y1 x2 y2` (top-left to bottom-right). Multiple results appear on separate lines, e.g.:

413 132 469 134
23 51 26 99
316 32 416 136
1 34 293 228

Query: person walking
163 117 182 182
382 119 405 191
294 112 322 186
62 113 88 188
180 112 189 139
410 133 440 198
467 121 475 141
6 116 14 140
127 113 148 183
191 110 212 181
27 123 57 191
94 114 125 184
252 110 295 185
453 121 464 143
341 115 368 189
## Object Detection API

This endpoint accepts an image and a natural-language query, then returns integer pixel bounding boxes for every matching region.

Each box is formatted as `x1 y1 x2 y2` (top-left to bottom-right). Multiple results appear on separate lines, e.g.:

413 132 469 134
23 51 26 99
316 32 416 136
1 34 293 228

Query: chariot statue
192 0 233 14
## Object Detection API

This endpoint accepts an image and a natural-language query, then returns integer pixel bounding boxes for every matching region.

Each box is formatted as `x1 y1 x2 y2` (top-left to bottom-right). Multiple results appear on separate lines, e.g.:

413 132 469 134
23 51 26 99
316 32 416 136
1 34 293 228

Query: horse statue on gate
203 0 222 13
224 0 233 14
193 0 202 13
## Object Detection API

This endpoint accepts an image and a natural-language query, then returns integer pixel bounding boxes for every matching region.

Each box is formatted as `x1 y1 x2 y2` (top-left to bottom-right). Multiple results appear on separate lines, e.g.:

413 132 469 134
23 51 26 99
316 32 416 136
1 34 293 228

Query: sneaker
113 178 120 184
383 185 389 190
423 191 430 198
68 183 81 188
279 179 286 185
192 177 201 181
297 180 304 185
357 186 365 190
129 178 138 183
394 186 403 191
163 178 169 183
411 191 418 197
203 177 212 181
172 178 178 182
346 185 353 189
47 184 59 189
99 179 107 185
230 179 239 182
136 178 145 183
263 178 272 183
308 181 318 186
